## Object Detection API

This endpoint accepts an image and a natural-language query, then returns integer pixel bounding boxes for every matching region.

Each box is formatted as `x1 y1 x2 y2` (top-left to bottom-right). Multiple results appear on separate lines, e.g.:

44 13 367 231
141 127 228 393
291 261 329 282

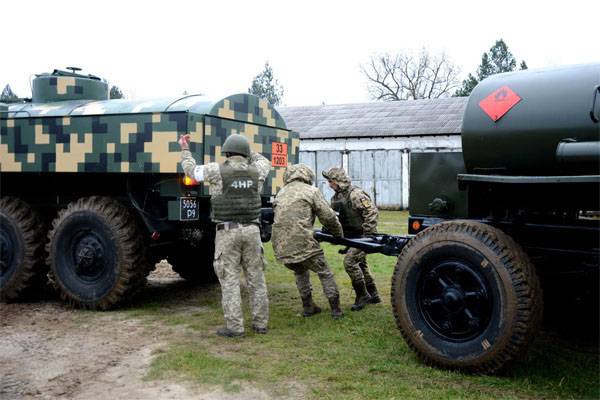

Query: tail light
182 175 198 186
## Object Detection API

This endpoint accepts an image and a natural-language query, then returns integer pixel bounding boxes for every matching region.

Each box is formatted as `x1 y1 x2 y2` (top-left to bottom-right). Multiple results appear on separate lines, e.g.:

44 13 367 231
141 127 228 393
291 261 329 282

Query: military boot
328 295 344 320
366 282 382 304
301 294 322 317
351 282 372 311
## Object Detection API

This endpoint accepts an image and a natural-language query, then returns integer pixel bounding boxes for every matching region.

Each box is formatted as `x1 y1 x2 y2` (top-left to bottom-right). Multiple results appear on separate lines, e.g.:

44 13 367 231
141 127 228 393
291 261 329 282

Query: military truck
317 63 599 373
0 68 298 309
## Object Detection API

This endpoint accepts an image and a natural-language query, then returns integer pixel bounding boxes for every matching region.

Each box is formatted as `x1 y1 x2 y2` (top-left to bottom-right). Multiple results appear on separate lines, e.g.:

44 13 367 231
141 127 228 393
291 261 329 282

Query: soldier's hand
338 247 349 255
178 134 191 150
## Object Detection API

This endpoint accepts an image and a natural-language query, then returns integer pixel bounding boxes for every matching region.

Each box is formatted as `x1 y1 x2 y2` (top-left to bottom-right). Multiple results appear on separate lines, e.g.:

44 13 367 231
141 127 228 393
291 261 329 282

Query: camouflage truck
0 68 298 309
317 63 600 373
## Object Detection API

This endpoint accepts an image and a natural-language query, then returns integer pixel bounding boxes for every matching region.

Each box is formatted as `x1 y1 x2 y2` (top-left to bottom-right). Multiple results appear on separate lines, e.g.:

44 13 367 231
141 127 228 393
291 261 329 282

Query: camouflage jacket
323 167 378 235
271 164 343 264
180 149 271 222
181 150 271 195
332 186 378 234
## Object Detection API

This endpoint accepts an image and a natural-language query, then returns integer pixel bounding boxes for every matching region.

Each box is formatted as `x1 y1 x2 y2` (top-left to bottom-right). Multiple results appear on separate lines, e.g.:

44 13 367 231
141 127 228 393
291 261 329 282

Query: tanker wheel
391 220 543 374
47 196 151 309
169 239 217 284
0 197 48 301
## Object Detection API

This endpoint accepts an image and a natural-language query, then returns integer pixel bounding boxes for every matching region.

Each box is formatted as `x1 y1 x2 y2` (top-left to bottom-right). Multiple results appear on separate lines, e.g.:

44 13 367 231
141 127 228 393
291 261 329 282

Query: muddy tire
0 197 48 301
47 196 151 309
391 220 543 374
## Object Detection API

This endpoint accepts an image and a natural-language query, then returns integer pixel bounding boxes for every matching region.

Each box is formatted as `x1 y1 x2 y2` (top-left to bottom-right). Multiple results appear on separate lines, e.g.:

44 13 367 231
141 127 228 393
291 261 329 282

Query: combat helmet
222 134 250 157
322 167 351 191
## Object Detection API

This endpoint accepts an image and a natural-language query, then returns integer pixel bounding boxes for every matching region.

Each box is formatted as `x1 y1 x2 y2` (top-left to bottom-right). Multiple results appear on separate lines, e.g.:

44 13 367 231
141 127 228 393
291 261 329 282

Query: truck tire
0 197 48 301
169 240 217 283
47 196 150 309
391 220 542 374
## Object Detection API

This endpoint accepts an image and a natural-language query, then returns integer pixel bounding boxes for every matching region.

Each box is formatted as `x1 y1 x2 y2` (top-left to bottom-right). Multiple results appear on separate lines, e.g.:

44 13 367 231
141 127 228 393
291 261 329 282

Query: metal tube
556 141 600 168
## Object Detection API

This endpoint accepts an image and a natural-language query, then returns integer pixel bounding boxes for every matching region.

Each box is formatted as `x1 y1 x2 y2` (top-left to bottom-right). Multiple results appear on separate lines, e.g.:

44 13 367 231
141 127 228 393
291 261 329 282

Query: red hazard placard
271 142 288 167
479 85 521 122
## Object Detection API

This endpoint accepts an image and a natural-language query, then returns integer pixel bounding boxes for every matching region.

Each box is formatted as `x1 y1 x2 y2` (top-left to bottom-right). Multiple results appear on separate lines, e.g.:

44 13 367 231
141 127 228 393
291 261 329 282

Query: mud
0 263 273 400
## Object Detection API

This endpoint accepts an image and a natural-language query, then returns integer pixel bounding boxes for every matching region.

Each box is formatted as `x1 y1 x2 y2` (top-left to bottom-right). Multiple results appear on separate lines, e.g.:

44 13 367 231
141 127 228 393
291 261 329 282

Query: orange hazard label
271 142 288 167
479 86 521 122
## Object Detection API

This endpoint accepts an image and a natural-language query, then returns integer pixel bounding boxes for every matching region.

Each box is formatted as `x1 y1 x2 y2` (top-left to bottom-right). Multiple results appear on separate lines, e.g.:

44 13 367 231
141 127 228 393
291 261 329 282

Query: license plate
180 197 199 221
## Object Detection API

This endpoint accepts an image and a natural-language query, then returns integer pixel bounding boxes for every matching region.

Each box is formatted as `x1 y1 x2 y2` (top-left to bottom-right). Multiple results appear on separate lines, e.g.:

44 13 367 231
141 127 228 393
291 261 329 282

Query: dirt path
0 264 272 400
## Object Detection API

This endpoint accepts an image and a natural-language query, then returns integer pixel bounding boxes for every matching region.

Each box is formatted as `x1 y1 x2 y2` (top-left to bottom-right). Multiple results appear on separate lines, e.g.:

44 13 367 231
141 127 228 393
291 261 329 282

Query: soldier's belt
216 222 259 231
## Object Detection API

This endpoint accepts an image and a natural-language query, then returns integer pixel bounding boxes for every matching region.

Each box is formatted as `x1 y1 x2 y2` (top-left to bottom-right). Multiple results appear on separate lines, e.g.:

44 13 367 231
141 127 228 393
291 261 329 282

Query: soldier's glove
338 247 349 255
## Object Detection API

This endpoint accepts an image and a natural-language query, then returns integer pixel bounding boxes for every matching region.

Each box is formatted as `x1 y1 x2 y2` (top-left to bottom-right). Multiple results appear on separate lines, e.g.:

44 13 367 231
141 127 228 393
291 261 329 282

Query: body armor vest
331 187 365 237
211 161 261 222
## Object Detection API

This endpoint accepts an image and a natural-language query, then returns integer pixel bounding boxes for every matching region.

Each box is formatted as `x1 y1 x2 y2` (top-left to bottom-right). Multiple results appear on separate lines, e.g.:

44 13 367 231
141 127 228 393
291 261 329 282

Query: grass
127 211 598 399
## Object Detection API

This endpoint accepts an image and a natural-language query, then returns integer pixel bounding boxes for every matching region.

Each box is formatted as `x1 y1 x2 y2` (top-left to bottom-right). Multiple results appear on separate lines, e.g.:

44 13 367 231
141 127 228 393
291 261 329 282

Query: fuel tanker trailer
0 68 298 309
316 63 599 373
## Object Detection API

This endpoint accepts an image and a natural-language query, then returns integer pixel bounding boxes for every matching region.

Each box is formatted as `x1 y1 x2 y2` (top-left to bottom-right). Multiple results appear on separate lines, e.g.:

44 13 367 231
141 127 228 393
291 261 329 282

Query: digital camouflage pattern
181 151 271 199
323 167 379 287
181 143 271 332
344 247 376 287
271 163 343 264
0 70 298 196
213 224 268 334
32 71 109 103
323 167 378 234
284 254 339 300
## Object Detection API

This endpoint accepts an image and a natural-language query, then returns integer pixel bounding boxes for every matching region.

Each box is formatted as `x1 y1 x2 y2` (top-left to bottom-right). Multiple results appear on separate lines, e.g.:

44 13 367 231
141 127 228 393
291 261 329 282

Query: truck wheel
0 197 48 301
47 196 150 309
169 241 217 283
391 220 542 374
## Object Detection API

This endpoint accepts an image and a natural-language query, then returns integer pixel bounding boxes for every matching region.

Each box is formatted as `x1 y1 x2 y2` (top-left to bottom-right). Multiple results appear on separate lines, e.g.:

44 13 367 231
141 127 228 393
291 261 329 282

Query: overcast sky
2 0 598 106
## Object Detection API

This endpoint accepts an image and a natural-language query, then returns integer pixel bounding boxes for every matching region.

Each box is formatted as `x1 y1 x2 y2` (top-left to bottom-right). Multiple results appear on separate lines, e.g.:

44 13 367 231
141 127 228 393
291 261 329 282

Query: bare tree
362 49 460 101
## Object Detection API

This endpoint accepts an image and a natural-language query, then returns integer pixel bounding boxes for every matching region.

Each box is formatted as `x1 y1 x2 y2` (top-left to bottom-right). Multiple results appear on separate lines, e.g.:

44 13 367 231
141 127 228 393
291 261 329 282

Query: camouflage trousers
213 224 268 334
343 248 375 287
285 254 339 300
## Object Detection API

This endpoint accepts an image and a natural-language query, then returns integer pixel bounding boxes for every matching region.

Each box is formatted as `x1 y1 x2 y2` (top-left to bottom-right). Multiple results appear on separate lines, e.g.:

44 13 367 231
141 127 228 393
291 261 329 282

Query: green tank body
462 63 600 175
0 68 298 309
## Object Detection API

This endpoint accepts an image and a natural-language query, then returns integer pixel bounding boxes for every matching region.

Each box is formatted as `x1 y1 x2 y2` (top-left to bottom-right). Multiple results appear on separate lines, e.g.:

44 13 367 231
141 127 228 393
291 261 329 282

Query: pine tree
455 39 526 96
109 86 124 99
248 62 284 106
0 84 19 103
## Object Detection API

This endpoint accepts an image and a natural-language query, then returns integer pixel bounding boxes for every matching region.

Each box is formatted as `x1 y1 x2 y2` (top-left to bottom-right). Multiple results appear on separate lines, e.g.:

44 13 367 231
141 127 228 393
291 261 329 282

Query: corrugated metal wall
299 149 405 208
298 136 462 209
299 150 341 201
348 150 403 208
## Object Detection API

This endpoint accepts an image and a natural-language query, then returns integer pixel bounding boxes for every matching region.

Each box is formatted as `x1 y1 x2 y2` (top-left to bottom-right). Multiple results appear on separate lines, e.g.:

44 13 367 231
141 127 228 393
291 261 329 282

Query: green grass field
132 211 598 399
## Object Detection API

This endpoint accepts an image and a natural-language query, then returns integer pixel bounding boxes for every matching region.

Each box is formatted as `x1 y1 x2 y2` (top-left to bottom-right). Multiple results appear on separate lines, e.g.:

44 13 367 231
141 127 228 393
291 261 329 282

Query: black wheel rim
0 227 16 278
70 229 107 282
418 259 492 342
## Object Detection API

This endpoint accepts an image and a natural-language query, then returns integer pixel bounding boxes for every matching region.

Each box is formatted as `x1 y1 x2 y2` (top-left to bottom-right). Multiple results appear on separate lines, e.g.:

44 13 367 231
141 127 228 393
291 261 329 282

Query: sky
2 0 599 106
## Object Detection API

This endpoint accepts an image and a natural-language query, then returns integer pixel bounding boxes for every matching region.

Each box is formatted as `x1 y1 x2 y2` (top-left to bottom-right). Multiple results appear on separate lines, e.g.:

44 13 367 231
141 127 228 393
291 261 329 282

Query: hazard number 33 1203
271 142 288 167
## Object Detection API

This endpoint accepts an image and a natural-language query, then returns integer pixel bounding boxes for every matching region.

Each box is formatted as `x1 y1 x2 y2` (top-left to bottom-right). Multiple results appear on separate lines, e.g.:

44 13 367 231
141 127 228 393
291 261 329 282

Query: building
279 97 468 209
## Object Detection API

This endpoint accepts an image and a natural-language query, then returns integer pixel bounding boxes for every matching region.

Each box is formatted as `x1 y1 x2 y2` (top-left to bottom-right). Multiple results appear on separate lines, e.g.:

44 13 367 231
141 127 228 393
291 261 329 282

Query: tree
248 62 284 106
455 39 526 97
1 84 19 103
362 49 460 101
109 85 124 99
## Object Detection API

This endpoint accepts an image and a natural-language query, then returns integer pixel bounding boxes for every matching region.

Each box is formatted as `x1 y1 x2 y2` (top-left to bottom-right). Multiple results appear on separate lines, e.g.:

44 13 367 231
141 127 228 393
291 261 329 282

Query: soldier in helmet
322 167 381 311
271 164 344 319
179 133 271 337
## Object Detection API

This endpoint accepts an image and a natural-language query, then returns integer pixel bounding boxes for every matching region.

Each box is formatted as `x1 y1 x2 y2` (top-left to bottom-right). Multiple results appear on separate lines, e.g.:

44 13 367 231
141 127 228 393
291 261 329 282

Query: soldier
322 167 381 311
271 164 344 319
179 133 271 337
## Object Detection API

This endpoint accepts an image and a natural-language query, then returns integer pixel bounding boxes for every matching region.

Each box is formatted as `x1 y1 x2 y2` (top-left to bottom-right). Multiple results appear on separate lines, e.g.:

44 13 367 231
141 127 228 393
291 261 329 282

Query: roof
6 93 287 130
279 97 468 139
